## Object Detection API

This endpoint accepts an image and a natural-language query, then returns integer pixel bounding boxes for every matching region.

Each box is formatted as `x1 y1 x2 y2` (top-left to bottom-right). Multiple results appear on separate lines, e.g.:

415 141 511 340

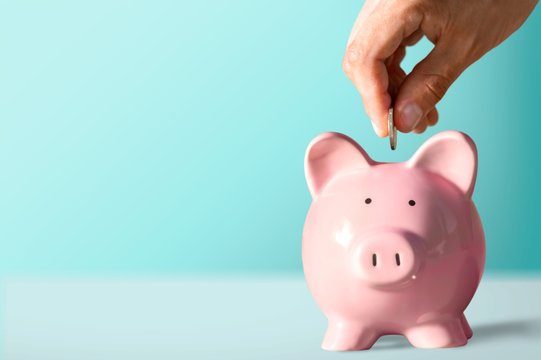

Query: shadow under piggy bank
472 318 541 343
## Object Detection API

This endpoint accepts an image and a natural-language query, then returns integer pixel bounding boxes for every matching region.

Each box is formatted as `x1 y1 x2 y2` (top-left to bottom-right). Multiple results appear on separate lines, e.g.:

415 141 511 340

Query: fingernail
371 121 385 138
400 103 423 131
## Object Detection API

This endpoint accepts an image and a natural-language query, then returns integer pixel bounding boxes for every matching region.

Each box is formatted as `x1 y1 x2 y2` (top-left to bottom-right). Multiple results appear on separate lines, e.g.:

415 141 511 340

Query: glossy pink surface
302 131 485 350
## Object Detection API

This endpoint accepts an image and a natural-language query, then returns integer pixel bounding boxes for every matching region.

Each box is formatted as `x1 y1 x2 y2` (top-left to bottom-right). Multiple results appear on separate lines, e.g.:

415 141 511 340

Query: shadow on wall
370 318 541 350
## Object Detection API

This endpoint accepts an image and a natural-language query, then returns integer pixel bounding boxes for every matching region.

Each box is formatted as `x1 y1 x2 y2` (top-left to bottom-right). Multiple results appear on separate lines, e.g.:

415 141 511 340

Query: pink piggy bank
302 131 485 350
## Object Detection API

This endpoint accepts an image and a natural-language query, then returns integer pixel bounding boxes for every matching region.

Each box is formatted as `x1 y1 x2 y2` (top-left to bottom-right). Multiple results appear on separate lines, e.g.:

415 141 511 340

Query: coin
388 108 397 150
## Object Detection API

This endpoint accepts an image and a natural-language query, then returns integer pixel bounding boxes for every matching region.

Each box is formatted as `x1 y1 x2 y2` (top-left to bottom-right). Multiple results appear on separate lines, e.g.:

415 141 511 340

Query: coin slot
395 253 401 266
372 253 377 267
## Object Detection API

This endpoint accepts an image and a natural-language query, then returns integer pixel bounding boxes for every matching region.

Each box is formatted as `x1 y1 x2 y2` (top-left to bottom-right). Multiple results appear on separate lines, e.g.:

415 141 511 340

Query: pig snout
352 230 419 286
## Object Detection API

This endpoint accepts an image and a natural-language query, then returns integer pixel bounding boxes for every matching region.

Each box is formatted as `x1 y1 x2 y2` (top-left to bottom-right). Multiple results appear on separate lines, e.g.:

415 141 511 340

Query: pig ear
305 132 374 198
407 131 478 197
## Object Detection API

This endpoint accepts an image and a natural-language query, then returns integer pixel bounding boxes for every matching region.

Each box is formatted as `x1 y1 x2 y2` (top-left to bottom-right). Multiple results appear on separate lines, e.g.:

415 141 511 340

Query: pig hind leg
322 319 378 351
460 313 473 339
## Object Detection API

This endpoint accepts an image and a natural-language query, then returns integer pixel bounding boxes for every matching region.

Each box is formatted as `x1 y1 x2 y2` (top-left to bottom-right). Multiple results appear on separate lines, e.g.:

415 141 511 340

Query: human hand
343 0 538 136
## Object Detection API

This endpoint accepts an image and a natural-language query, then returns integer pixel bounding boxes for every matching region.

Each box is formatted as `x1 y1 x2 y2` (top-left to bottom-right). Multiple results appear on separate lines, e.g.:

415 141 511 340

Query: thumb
394 44 466 132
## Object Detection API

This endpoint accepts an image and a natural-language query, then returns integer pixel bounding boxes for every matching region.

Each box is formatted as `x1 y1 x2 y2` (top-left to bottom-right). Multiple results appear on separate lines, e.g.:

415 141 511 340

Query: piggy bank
302 131 485 350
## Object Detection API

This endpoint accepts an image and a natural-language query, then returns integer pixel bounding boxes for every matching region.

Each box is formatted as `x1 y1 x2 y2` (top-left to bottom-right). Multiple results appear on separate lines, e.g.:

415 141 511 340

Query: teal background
0 1 539 276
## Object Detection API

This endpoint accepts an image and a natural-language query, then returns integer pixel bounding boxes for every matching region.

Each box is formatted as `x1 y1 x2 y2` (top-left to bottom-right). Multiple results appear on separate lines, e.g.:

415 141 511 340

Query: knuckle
423 74 452 102
341 57 353 76
342 45 365 75
403 2 423 23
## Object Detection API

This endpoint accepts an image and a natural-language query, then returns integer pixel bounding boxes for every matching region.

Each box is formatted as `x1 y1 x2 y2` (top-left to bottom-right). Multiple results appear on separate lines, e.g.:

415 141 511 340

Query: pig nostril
395 253 401 266
372 254 377 267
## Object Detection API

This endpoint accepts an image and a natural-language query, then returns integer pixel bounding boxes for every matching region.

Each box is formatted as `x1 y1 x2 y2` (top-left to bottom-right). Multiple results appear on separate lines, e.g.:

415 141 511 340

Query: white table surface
3 274 541 359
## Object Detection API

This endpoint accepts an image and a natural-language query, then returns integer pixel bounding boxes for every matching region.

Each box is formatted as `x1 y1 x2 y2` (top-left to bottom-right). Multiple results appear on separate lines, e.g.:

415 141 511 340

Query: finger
346 0 379 47
412 107 438 134
343 4 422 137
402 28 423 46
426 108 439 126
395 45 407 64
385 45 406 69
345 60 391 137
411 108 436 134
384 48 403 84
394 41 466 132
387 46 407 99
413 120 428 134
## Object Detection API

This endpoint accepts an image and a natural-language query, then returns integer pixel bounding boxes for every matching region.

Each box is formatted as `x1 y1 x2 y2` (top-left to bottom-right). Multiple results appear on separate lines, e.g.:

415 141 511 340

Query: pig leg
322 319 378 351
460 313 473 339
405 317 467 348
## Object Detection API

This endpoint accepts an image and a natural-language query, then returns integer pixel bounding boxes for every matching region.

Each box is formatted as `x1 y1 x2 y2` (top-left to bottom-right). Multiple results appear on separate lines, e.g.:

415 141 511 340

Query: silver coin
388 107 397 150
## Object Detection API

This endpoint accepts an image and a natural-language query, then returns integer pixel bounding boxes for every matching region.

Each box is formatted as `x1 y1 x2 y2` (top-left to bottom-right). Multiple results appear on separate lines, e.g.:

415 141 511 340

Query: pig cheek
302 199 361 302
423 198 469 258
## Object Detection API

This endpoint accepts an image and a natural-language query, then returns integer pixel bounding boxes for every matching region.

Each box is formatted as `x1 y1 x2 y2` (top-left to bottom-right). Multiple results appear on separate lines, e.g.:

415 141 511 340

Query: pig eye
408 200 416 206
365 198 372 204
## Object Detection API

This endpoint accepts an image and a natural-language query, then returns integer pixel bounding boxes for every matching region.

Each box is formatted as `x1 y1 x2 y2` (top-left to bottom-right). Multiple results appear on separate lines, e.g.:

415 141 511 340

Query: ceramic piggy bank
302 131 485 350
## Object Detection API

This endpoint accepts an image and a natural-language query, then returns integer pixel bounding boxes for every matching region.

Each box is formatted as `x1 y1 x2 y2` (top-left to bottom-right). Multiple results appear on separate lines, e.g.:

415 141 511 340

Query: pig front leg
322 319 378 351
405 317 467 348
